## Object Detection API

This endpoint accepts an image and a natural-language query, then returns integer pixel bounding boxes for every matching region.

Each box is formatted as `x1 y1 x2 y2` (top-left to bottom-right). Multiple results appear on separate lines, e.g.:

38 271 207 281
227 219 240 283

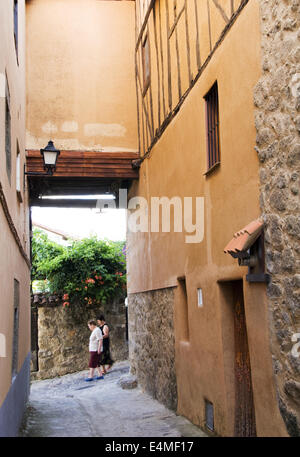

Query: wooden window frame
204 82 221 175
142 33 151 97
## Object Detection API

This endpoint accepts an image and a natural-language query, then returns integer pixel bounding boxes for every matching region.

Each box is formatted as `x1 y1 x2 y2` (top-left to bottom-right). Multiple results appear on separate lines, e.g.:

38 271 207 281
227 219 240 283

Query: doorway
219 279 256 437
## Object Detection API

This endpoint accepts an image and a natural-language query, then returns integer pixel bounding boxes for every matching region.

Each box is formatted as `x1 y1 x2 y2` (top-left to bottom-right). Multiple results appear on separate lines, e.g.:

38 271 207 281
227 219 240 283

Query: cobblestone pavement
20 362 208 438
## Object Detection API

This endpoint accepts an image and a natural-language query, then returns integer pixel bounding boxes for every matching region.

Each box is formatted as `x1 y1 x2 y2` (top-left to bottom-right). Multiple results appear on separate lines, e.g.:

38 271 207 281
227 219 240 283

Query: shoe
85 378 94 382
96 376 104 380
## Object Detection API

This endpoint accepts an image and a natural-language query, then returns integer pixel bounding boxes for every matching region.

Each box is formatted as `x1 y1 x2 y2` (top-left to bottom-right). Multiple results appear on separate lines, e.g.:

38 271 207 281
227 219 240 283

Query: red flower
85 278 95 284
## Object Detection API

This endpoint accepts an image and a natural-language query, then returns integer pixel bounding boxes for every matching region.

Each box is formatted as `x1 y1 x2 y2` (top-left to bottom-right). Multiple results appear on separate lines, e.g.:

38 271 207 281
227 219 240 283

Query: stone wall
254 0 300 436
128 288 177 411
31 294 128 380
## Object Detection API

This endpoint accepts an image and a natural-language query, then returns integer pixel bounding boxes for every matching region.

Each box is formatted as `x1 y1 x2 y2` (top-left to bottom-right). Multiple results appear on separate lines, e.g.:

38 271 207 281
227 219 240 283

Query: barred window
204 82 220 172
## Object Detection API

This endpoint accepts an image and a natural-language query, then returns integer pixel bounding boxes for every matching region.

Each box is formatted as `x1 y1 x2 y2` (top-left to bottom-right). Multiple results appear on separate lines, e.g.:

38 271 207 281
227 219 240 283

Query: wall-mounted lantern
25 141 60 177
224 218 270 283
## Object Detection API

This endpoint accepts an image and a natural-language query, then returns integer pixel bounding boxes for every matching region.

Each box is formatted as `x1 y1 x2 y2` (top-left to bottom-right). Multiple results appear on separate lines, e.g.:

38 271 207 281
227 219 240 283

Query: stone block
117 374 138 390
128 288 177 411
284 379 300 405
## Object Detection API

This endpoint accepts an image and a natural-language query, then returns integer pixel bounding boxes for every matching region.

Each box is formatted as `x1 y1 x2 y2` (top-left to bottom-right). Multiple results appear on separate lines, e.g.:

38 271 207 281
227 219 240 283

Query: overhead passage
26 149 140 207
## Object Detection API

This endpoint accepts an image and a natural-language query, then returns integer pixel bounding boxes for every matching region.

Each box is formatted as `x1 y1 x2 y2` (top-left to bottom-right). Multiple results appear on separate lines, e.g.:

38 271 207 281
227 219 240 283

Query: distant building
32 222 77 245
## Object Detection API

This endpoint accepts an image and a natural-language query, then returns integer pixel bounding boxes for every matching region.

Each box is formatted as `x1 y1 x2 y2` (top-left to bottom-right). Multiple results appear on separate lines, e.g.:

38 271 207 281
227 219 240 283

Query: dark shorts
89 351 101 368
99 348 114 367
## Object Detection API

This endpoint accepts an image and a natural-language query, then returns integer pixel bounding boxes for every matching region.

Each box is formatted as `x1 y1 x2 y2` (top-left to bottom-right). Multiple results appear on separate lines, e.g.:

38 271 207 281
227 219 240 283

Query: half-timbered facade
135 0 249 158
127 0 290 436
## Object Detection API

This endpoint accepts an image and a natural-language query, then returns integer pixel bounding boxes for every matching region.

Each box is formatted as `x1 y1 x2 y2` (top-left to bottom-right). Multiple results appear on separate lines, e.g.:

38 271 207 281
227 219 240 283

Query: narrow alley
19 362 207 438
1 0 299 439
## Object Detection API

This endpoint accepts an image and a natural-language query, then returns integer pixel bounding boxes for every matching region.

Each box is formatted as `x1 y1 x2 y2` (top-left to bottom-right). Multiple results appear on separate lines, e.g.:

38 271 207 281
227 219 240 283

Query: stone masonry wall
31 294 128 380
254 0 300 436
128 288 177 411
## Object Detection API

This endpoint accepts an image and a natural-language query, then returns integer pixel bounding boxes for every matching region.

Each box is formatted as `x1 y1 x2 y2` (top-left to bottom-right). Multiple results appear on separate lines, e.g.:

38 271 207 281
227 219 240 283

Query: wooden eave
26 150 140 206
26 150 140 179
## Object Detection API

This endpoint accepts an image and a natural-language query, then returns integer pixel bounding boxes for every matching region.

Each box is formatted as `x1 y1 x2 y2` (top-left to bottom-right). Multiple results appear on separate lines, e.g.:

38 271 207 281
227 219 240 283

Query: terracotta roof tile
234 219 264 237
224 218 264 254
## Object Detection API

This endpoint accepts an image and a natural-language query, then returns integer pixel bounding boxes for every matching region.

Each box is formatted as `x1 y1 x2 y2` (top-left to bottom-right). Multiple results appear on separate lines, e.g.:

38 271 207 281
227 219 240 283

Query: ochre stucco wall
127 0 288 436
0 0 31 411
26 0 138 153
128 0 263 294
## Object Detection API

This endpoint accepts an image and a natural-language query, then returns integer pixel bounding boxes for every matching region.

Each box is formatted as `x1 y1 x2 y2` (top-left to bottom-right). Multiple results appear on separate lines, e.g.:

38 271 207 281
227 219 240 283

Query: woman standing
85 320 104 381
97 315 114 374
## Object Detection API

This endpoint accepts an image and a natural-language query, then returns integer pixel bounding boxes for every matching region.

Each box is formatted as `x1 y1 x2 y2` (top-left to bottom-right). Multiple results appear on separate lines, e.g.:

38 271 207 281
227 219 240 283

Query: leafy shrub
32 229 126 306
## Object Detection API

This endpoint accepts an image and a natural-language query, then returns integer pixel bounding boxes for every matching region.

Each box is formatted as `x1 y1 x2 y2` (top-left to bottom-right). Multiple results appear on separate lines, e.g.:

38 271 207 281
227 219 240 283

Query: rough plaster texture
31 294 128 380
255 0 300 436
128 288 177 411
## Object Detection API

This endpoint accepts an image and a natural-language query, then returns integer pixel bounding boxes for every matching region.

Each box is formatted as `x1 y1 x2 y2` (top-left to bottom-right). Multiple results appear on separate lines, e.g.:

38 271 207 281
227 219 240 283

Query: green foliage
31 229 65 280
32 229 127 307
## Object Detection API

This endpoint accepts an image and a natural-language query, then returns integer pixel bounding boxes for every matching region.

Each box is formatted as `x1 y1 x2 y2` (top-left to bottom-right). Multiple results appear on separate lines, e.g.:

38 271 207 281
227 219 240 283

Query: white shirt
89 327 103 352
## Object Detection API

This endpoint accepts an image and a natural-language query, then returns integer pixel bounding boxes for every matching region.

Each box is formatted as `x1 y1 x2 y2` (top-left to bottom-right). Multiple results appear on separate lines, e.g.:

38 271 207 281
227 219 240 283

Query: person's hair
88 320 97 326
97 315 105 322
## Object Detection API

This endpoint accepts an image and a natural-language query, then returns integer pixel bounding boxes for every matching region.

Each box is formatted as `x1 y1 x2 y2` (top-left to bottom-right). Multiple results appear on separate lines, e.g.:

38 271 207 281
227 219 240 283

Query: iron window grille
204 82 220 173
